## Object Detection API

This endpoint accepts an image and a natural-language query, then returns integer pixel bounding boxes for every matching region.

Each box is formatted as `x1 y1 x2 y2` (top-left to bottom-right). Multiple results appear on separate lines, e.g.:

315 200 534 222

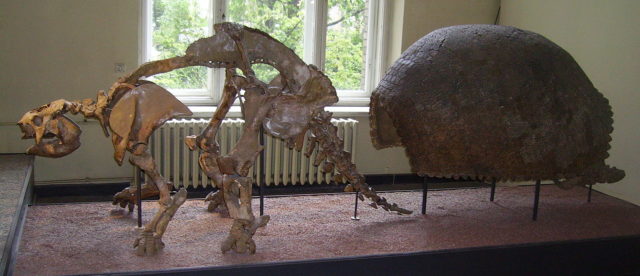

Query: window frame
139 0 389 106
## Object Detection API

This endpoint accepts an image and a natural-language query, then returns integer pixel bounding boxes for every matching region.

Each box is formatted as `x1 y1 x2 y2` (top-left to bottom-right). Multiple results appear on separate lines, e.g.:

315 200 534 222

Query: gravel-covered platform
14 185 640 275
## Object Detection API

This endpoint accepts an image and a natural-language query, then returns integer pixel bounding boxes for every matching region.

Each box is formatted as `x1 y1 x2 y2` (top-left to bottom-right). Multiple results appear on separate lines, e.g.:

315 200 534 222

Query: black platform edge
75 234 640 276
1 155 34 276
33 174 483 204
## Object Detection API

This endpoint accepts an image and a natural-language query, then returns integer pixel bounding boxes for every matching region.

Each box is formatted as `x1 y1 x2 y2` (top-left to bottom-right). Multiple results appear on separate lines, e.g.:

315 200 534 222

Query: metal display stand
348 176 546 221
421 177 428 215
351 191 360 220
489 179 496 202
259 127 265 216
137 169 143 228
532 180 541 221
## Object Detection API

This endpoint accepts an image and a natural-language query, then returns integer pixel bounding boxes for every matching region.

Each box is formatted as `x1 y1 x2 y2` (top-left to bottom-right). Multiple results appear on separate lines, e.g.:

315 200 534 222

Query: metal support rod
490 179 496 202
532 179 541 221
588 184 593 203
259 127 265 216
421 177 428 215
137 169 143 228
351 191 360 220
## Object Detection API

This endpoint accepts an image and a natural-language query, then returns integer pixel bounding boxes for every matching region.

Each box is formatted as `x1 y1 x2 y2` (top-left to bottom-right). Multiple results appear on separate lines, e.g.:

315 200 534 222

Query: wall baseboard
35 177 133 186
33 174 488 204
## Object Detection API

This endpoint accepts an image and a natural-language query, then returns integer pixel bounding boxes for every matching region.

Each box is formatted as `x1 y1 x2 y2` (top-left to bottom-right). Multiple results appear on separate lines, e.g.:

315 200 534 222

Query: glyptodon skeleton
370 24 624 188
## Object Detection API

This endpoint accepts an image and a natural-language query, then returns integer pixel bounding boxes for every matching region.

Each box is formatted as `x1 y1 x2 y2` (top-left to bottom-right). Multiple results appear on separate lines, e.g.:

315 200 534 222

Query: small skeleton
17 23 410 256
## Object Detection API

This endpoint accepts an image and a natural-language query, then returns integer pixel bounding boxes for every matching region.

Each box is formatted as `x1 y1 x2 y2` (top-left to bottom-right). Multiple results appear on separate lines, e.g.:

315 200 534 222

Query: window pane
227 0 305 83
325 0 367 91
149 0 210 90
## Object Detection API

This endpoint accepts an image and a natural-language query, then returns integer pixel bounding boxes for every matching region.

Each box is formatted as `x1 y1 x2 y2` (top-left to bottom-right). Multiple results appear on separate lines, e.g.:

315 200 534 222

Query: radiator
134 118 358 188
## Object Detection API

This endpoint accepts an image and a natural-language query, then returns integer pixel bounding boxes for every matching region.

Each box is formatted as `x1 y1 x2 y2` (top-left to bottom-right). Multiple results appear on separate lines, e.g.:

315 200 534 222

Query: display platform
0 154 33 276
13 185 640 276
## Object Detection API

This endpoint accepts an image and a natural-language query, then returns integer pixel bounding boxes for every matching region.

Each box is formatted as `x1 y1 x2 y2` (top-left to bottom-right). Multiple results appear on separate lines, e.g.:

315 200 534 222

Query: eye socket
33 116 42 126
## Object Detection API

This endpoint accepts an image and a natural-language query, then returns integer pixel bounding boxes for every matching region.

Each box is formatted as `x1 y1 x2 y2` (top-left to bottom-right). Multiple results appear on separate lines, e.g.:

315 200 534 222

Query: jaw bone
18 113 82 158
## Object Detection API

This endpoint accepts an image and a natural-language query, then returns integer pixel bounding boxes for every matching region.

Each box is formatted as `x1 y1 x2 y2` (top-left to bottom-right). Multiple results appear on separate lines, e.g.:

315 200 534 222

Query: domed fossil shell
370 24 624 186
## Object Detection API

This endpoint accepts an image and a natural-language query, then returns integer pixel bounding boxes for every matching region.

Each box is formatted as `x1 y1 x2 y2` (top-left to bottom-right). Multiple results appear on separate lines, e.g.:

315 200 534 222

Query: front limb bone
134 188 188 256
128 145 186 256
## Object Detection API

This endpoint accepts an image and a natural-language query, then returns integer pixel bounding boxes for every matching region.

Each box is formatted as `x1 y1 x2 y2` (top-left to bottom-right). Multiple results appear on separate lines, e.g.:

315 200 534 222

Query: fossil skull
17 100 82 157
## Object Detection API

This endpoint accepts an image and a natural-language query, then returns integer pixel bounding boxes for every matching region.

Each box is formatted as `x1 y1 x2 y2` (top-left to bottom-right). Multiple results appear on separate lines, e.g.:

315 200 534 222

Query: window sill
187 106 370 118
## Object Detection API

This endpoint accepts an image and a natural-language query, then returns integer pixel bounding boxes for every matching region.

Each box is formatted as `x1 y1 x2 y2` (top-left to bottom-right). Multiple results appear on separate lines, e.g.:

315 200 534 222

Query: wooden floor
13 185 640 276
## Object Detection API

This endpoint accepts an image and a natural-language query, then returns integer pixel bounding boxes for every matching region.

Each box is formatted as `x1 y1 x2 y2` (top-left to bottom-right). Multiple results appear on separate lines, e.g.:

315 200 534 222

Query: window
140 0 389 106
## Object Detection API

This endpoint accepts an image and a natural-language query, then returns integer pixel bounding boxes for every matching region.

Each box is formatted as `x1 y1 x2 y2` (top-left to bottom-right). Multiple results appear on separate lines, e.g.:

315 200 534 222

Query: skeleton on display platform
17 22 411 256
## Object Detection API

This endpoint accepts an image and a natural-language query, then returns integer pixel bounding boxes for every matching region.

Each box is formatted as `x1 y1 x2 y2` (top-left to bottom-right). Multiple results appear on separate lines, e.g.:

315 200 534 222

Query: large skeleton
370 25 624 187
17 23 410 256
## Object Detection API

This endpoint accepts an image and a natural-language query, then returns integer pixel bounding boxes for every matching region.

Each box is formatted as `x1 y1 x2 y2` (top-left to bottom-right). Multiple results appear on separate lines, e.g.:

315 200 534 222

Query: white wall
386 0 500 66
0 0 139 182
0 0 500 183
401 0 500 50
500 0 640 205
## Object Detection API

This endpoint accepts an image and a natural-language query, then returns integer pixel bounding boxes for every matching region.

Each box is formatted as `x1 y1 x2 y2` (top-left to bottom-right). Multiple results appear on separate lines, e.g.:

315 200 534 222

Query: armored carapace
370 25 624 188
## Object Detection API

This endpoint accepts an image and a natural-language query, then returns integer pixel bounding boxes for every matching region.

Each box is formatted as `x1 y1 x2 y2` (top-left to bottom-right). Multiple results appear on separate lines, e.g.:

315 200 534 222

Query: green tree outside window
151 0 209 89
150 0 367 92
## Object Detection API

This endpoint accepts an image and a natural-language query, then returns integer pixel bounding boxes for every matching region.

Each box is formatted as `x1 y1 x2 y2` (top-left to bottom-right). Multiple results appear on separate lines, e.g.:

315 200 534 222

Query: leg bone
128 145 187 256
220 176 270 254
